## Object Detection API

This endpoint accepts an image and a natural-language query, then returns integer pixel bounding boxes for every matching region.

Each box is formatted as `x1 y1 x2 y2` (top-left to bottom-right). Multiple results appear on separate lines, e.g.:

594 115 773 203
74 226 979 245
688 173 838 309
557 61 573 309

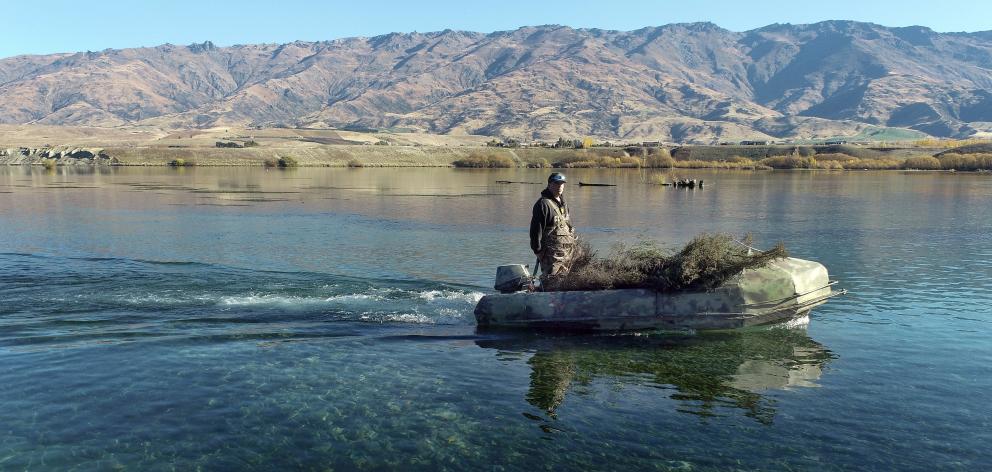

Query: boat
474 257 845 331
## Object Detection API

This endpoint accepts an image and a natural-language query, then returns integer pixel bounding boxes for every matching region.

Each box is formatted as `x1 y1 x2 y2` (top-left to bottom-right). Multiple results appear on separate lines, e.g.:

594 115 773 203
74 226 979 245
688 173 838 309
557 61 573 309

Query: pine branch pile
543 233 788 292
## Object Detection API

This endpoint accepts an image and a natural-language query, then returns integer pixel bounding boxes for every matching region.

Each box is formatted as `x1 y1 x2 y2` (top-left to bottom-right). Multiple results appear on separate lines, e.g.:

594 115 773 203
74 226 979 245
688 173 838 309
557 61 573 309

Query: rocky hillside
2 21 991 142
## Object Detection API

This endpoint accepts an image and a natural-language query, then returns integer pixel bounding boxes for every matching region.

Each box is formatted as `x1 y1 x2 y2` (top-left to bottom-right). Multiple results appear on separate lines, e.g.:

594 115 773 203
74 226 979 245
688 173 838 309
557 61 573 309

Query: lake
1 166 990 470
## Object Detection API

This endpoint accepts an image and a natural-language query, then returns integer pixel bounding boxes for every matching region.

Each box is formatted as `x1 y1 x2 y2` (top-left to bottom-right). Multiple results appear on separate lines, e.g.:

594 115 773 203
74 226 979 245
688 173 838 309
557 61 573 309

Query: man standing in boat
530 172 577 279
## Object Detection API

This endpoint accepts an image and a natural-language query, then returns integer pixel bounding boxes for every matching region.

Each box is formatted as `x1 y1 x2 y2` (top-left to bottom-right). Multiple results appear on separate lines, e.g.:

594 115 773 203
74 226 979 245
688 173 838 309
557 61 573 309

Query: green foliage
835 126 928 142
452 153 516 168
543 234 788 293
169 158 196 167
653 234 788 292
243 140 259 147
215 141 243 148
278 156 299 168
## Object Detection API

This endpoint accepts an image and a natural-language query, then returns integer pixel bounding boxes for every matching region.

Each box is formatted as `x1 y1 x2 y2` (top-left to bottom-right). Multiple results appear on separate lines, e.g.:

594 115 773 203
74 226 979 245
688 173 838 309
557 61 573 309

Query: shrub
215 141 243 148
619 156 643 168
643 148 674 167
937 153 992 171
843 158 901 170
811 153 857 163
812 160 845 169
243 140 259 147
374 140 390 146
549 154 586 166
557 156 621 168
278 156 298 168
169 158 196 167
760 156 816 169
902 156 942 170
673 160 712 169
527 158 551 168
645 153 676 168
41 158 57 170
347 159 365 168
452 153 516 168
673 159 764 169
263 157 279 168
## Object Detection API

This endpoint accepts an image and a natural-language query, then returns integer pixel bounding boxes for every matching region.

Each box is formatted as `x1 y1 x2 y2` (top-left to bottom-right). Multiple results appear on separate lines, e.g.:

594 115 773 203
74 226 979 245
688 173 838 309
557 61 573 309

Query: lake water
1 166 990 470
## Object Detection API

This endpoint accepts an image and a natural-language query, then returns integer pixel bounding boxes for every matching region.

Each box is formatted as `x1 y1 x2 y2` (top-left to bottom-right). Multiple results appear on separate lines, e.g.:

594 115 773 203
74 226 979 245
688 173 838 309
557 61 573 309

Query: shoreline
3 145 990 172
1 124 990 171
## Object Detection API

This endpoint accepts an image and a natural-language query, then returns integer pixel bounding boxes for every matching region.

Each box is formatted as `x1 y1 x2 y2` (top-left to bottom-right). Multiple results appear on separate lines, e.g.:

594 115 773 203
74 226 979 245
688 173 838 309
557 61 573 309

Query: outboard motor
494 264 533 293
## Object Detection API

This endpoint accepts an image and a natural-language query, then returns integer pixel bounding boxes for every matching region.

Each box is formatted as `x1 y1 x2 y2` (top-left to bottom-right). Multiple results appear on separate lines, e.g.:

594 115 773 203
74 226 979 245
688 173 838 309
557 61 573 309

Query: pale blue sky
3 0 991 58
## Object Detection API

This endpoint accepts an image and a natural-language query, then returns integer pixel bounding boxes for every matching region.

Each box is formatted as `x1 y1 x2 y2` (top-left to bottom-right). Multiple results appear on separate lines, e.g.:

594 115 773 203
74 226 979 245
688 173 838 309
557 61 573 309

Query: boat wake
0 253 487 349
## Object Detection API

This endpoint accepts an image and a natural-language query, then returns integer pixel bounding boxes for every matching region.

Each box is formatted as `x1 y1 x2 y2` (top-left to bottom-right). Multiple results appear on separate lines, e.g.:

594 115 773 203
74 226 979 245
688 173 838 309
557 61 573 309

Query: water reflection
477 326 833 425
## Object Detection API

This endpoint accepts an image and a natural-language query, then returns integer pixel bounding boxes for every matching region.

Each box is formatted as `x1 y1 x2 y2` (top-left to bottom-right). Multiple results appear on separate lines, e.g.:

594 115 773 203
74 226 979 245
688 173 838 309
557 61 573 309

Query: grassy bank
448 146 992 171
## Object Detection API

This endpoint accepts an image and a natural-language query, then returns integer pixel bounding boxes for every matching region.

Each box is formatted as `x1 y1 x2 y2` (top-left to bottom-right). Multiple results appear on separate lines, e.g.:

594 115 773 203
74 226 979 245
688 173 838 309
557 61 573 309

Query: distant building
641 141 662 147
740 140 769 146
824 140 848 145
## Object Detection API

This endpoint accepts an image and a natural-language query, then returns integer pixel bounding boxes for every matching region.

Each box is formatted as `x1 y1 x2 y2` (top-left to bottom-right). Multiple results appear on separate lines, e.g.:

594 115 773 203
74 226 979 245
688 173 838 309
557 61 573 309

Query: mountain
2 21 991 142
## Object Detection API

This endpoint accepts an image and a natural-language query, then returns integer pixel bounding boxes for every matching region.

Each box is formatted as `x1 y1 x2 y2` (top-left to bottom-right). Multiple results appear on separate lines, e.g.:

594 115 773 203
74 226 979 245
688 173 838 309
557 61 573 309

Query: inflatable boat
475 257 845 331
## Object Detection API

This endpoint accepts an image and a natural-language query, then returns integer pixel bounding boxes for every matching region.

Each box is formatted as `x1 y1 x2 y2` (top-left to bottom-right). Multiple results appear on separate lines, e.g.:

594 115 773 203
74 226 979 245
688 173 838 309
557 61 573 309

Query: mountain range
2 21 991 142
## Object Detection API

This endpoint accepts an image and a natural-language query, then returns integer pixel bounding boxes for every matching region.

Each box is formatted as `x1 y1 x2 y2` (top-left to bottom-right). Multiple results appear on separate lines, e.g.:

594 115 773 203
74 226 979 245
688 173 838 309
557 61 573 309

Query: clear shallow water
0 166 990 470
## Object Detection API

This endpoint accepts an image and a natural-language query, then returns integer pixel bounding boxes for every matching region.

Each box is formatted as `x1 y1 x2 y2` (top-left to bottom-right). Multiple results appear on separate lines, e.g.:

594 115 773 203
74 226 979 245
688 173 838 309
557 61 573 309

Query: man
530 172 577 278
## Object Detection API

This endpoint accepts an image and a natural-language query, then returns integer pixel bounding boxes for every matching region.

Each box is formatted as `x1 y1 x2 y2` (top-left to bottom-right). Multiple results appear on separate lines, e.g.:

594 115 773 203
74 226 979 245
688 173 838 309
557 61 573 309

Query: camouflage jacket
530 188 574 254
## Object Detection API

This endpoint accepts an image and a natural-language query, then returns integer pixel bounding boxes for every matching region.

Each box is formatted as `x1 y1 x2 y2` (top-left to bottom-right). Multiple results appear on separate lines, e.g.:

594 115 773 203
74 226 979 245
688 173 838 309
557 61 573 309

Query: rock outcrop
0 146 117 165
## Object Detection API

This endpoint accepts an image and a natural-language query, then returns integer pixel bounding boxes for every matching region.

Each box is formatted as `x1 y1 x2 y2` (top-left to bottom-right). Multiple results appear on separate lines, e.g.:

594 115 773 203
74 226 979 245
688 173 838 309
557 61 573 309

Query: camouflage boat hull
474 257 844 331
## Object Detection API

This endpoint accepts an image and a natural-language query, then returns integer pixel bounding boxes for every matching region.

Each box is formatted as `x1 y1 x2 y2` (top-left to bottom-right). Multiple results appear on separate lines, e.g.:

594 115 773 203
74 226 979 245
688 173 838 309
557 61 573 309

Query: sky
3 0 991 58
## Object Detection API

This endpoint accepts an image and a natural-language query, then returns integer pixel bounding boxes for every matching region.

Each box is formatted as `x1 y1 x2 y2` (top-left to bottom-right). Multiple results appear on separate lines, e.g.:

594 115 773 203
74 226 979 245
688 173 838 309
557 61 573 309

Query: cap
548 172 567 183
